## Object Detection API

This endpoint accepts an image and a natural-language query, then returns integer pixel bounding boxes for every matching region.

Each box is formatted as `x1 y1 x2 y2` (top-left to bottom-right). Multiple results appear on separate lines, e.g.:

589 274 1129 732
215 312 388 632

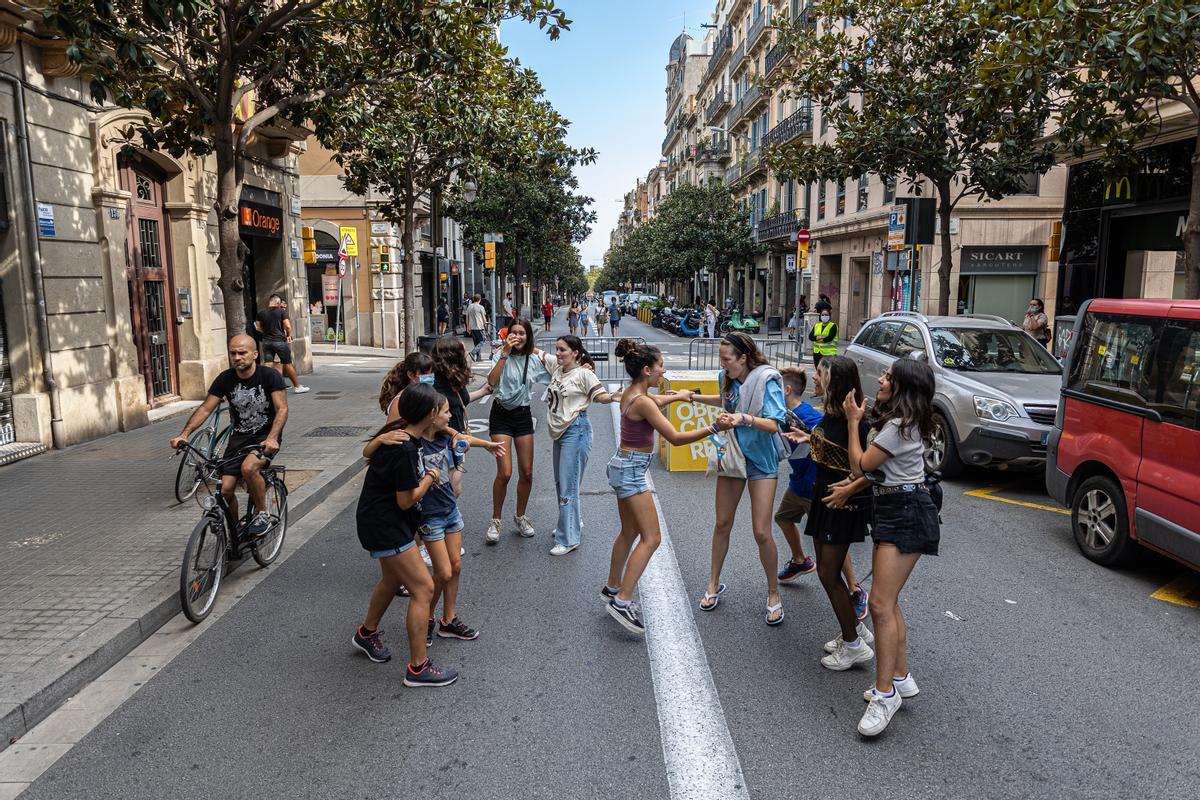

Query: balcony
697 139 732 163
797 6 815 30
747 10 769 51
702 26 734 84
731 84 763 127
765 42 789 76
662 120 681 154
726 149 763 187
755 210 807 243
724 159 743 186
762 107 813 149
729 40 746 74
706 88 731 124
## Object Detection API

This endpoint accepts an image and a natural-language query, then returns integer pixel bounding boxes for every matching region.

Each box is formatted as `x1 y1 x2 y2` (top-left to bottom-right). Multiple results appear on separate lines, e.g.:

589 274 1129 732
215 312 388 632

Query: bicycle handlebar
174 441 266 471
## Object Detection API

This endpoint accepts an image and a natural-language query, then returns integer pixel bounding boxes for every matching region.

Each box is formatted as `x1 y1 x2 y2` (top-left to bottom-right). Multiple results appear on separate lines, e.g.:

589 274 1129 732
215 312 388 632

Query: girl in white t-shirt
541 335 619 555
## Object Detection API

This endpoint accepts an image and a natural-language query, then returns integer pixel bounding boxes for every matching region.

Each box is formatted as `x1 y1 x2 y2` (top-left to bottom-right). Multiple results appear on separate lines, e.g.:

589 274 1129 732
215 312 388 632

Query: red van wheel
1070 475 1136 566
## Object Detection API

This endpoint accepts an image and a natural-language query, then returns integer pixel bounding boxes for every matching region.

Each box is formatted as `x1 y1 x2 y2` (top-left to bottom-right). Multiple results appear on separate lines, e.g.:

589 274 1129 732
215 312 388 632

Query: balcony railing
724 160 743 185
662 120 681 154
761 107 813 149
726 149 762 186
702 25 734 84
731 84 762 126
697 139 732 163
729 40 746 74
747 10 769 51
706 88 731 124
755 210 807 243
797 6 815 30
765 42 788 76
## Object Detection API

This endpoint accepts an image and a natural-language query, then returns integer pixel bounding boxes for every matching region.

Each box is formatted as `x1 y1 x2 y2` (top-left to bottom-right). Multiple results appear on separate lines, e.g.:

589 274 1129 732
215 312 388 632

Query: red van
1046 299 1200 570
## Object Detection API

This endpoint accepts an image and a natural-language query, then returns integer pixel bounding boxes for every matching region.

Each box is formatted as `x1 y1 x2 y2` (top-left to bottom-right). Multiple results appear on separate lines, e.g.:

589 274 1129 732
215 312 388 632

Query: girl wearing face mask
809 308 838 371
1022 298 1050 346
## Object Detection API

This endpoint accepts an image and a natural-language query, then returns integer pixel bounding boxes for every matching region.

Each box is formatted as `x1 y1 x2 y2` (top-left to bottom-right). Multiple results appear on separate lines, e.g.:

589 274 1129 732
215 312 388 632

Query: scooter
678 309 703 337
726 307 761 334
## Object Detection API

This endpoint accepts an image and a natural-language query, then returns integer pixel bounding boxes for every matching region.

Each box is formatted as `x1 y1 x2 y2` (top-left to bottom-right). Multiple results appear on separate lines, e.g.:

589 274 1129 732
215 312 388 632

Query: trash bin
417 334 441 353
766 315 784 337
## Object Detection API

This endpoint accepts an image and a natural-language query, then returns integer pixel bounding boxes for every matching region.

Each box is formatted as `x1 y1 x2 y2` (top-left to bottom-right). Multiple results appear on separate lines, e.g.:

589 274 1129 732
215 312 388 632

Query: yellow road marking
1151 573 1200 609
963 484 1071 515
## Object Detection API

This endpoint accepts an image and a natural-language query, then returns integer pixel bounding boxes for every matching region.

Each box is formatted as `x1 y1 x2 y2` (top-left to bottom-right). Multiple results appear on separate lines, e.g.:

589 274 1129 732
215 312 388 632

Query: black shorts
871 490 940 555
489 402 534 438
262 340 293 364
220 433 275 477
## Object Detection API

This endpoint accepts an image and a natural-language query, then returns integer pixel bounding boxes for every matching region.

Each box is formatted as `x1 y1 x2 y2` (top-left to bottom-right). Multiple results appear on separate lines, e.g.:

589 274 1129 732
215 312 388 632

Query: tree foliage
765 0 1059 315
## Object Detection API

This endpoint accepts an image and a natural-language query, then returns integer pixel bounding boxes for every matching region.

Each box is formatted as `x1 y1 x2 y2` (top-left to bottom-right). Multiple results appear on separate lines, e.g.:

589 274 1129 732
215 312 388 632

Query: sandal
395 584 410 598
699 583 726 611
765 602 784 626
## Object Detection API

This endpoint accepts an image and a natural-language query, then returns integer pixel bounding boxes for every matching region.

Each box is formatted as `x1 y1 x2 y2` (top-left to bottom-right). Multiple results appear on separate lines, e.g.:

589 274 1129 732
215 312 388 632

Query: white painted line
606 389 748 800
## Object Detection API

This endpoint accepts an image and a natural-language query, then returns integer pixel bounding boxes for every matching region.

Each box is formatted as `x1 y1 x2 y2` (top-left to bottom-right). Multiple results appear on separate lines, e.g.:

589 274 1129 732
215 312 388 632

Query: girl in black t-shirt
352 384 459 688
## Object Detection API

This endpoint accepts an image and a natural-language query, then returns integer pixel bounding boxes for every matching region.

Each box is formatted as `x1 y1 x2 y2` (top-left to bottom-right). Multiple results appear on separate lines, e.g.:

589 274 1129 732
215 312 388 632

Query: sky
500 0 717 269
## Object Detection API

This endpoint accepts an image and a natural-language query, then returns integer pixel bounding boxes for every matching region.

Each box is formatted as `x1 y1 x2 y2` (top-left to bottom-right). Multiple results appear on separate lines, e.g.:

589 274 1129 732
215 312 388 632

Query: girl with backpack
691 332 789 625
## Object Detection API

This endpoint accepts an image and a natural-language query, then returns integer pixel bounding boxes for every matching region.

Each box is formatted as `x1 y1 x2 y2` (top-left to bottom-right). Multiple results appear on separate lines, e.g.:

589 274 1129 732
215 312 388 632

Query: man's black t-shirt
356 441 424 552
256 307 288 342
434 374 471 433
207 366 287 438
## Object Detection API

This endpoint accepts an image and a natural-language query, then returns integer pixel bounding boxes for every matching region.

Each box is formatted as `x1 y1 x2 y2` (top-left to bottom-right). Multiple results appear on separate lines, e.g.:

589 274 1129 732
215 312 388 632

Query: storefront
305 230 339 337
957 246 1041 324
238 187 285 333
1058 137 1191 310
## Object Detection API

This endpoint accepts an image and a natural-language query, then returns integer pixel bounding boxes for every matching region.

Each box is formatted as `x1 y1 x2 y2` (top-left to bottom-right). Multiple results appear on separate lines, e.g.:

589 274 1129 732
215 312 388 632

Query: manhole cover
305 426 371 437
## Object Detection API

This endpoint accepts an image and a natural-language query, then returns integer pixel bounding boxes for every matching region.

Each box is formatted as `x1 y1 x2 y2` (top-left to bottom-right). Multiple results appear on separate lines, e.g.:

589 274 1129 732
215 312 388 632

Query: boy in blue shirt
775 368 824 582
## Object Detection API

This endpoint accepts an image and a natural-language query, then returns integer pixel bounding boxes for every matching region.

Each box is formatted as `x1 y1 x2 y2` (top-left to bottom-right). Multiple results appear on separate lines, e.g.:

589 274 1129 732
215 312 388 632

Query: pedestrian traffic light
379 244 390 272
484 241 496 271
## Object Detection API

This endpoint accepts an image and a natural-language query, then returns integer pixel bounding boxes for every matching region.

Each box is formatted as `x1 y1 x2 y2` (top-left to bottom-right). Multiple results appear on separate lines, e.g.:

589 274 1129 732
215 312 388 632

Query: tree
649 181 760 290
36 0 572 334
977 0 1200 298
766 0 1059 315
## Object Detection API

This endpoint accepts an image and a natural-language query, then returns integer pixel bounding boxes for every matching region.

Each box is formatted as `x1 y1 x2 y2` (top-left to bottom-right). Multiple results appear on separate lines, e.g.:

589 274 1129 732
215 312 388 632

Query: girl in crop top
601 340 735 636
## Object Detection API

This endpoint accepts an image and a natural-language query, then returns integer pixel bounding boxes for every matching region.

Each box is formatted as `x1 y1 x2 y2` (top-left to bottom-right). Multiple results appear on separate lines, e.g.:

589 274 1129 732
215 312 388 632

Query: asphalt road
21 310 1200 800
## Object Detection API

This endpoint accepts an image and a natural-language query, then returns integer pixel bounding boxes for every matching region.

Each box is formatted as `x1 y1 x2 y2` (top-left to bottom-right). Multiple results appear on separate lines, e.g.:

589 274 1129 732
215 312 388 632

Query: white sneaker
824 622 875 653
820 638 874 671
460 546 465 556
485 519 501 544
864 673 920 702
858 689 902 737
420 544 432 568
549 543 578 556
514 515 535 538
293 385 310 394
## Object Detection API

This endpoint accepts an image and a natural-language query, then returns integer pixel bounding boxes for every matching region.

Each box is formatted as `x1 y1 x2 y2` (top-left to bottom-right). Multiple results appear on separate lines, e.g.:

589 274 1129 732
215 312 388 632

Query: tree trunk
401 177 418 352
214 134 247 338
1187 141 1200 298
935 178 954 316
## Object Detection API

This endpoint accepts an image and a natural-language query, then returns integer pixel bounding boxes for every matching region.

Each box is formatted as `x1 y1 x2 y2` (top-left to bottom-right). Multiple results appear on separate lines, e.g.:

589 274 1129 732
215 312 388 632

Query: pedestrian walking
502 292 515 329
774 367 822 583
466 294 488 361
580 305 590 337
351 384 458 687
809 307 838 370
1023 298 1050 346
254 293 310 393
802 355 875 672
542 299 554 332
608 298 622 335
705 301 718 339
485 319 551 543
567 302 580 336
436 296 450 335
594 302 608 337
691 332 788 625
604 340 734 634
836 357 940 737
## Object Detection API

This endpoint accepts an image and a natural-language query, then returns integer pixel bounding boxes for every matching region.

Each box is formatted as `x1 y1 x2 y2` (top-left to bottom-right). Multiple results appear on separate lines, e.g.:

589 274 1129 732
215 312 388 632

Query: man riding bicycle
170 334 289 537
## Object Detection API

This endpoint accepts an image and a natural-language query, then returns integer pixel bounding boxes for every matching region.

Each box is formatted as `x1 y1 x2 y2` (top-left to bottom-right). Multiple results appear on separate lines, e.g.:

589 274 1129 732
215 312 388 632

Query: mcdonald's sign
1103 176 1133 205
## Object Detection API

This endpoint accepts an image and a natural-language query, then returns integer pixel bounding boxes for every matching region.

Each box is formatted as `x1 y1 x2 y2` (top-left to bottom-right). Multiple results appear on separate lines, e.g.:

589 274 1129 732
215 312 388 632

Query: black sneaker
403 659 459 687
246 511 272 539
600 585 620 601
606 599 646 635
426 618 436 648
351 626 391 663
437 617 480 640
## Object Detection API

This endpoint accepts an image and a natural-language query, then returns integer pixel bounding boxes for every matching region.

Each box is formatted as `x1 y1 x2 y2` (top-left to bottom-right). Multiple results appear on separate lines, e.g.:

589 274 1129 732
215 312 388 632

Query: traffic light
379 244 390 272
484 241 496 271
302 226 316 265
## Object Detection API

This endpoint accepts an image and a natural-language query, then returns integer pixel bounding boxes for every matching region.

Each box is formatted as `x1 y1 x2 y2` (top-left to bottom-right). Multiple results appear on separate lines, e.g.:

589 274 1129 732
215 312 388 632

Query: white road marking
606 389 748 800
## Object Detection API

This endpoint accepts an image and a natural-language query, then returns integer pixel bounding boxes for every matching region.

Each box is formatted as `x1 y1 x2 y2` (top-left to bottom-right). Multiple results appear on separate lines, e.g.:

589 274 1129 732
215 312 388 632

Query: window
836 181 846 215
1009 171 1041 196
882 175 896 204
933 327 1061 374
817 181 826 219
856 321 901 353
1067 314 1159 406
1144 322 1200 427
856 177 869 212
894 324 926 358
820 107 828 136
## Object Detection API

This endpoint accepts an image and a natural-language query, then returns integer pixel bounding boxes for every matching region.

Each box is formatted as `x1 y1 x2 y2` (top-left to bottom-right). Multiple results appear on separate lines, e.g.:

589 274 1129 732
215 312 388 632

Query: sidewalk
0 356 393 751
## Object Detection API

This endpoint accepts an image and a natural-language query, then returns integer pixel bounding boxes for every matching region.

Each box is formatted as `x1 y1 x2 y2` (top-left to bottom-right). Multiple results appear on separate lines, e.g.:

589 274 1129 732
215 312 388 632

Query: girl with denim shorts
602 340 735 635
691 332 789 625
834 357 939 737
351 384 458 688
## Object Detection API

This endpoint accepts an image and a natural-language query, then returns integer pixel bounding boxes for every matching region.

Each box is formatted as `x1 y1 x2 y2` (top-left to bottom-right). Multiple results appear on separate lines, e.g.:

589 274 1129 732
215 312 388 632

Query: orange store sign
238 201 283 238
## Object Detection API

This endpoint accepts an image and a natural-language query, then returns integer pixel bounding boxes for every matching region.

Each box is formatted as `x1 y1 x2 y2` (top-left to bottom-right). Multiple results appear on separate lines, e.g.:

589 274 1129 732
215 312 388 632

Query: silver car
846 312 1063 476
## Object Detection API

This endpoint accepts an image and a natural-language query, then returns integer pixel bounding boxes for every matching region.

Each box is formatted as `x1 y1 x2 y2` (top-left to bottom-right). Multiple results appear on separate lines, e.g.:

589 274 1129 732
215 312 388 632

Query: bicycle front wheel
180 515 226 623
174 427 213 503
252 478 289 567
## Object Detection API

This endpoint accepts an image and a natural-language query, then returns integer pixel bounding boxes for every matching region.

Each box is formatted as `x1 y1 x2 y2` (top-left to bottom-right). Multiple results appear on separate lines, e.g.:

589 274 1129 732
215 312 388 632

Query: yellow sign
1104 176 1132 203
339 226 359 257
657 370 721 472
484 241 496 271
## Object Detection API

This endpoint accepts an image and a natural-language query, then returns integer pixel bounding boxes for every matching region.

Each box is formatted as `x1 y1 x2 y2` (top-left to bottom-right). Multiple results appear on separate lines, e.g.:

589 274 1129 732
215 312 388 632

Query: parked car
1046 299 1200 570
847 311 1062 477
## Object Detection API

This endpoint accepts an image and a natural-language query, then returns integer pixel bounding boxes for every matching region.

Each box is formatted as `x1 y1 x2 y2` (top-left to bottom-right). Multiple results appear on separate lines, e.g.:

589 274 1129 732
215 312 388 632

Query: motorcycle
726 307 761 334
678 309 703 337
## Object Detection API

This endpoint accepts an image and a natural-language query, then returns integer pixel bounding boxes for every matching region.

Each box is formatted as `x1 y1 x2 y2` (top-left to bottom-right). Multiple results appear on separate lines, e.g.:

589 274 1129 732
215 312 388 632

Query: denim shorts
369 540 415 559
607 450 652 499
420 507 464 542
745 460 778 482
871 488 940 556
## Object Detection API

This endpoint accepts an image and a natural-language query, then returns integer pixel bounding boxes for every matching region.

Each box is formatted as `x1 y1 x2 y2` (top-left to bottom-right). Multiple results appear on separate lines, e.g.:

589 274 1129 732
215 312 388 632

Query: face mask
820 314 831 323
418 374 436 386
1028 306 1038 314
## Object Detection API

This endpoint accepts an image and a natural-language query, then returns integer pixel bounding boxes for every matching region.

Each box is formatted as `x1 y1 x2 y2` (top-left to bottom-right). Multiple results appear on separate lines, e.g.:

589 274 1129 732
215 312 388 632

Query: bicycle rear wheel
180 515 226 623
174 427 213 503
252 477 289 567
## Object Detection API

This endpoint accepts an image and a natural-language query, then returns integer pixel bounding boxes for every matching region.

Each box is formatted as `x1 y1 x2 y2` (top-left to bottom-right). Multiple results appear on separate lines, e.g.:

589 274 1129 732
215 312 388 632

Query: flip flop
699 583 727 611
765 602 785 626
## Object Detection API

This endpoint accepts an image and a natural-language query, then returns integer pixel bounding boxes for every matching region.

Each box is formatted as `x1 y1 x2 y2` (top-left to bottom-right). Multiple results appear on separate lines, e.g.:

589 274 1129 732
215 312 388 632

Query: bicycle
173 442 289 623
174 403 232 503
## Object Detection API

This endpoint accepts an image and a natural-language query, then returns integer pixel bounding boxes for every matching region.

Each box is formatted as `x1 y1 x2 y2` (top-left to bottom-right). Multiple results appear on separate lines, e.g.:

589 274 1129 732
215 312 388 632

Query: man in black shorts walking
170 334 289 537
255 294 309 393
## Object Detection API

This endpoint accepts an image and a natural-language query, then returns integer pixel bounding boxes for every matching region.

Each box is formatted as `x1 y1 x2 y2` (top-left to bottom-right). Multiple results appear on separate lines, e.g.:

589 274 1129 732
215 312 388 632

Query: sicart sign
238 200 283 238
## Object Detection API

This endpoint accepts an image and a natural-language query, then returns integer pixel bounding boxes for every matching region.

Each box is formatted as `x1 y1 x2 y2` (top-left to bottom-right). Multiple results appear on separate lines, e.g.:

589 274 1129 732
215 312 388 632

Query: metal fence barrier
534 334 646 384
687 337 808 371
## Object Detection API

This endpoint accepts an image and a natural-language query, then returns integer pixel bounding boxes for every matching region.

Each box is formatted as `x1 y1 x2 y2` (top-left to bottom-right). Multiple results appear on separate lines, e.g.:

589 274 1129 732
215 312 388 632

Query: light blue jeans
552 413 593 548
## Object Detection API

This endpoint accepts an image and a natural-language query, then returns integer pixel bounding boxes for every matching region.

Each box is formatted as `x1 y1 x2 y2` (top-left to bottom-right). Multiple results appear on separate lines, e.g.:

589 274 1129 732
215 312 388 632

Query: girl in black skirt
800 356 874 672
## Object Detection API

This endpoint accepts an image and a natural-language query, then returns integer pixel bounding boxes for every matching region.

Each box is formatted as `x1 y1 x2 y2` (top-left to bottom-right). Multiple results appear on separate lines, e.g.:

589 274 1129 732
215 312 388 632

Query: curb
0 457 367 752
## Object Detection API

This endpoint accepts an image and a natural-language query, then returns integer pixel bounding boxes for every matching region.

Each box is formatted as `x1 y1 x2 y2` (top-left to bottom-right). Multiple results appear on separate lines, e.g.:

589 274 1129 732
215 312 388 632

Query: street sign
785 254 797 273
338 226 359 257
483 232 505 244
887 205 907 251
796 229 811 244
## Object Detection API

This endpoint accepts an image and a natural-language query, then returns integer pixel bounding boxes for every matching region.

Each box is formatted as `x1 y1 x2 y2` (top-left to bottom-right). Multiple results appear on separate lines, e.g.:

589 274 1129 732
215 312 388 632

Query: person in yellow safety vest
809 311 838 370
